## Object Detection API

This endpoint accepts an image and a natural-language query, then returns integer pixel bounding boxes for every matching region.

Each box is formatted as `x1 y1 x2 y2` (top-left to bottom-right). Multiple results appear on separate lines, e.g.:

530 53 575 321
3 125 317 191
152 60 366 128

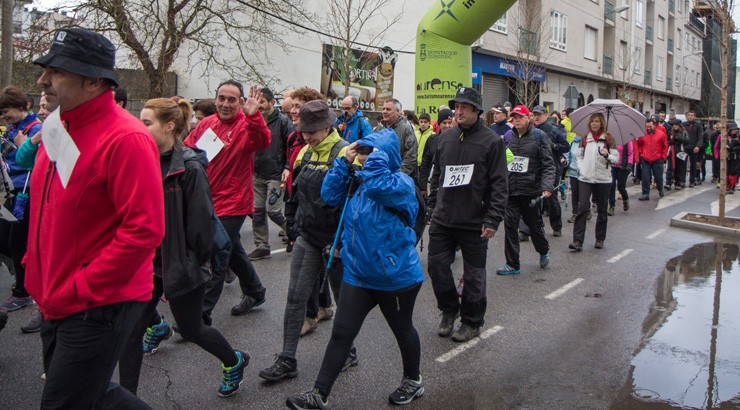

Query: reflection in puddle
614 242 740 410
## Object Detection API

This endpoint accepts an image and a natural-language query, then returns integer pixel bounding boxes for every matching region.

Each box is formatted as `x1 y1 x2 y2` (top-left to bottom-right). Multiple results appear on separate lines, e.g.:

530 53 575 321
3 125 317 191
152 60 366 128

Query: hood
183 144 209 168
357 128 401 172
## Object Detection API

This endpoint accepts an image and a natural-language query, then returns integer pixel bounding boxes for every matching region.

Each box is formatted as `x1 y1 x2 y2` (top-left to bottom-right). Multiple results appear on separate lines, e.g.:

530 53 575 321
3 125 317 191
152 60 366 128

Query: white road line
434 326 503 363
272 248 286 255
544 278 584 300
710 192 740 215
607 249 633 263
655 186 712 210
645 228 666 239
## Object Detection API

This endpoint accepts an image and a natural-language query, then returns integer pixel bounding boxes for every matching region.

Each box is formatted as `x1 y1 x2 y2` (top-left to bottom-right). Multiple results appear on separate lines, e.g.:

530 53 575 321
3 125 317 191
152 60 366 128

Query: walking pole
326 169 356 271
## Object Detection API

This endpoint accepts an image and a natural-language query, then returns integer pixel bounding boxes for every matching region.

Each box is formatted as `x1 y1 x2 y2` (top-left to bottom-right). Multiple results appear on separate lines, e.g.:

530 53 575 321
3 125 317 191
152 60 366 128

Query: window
657 56 665 81
584 26 597 60
519 28 539 55
685 32 690 50
658 16 665 40
633 47 643 74
684 67 689 87
676 64 681 84
677 28 682 49
619 40 628 70
492 12 508 34
691 69 695 86
635 0 645 27
550 11 568 51
696 72 701 88
677 0 682 13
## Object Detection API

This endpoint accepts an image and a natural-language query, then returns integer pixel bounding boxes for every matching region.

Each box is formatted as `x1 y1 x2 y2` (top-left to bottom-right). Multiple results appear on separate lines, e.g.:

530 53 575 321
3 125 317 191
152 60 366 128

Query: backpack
503 127 542 159
300 138 348 169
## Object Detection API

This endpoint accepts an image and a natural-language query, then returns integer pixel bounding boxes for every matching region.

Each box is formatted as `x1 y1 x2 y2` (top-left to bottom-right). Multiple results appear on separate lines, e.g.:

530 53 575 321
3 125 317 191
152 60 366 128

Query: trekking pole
326 169 356 271
529 181 566 208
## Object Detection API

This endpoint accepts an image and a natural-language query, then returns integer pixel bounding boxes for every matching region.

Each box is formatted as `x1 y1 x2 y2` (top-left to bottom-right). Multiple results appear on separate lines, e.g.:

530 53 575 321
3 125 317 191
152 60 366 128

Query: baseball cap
492 105 505 113
34 28 118 87
510 105 531 117
532 105 547 114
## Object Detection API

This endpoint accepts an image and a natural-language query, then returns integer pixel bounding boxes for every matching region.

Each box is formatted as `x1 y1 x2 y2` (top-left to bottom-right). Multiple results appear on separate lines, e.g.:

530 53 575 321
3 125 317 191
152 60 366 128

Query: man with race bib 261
427 87 508 343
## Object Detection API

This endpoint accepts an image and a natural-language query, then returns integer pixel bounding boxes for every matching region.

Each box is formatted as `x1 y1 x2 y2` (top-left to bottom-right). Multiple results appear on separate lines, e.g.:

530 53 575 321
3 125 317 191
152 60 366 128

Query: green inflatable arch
415 0 516 115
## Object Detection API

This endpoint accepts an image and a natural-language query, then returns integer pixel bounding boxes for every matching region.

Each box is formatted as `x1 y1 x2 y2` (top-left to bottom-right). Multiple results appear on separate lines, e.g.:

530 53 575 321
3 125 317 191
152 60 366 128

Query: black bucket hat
296 100 336 132
448 87 482 112
34 28 118 87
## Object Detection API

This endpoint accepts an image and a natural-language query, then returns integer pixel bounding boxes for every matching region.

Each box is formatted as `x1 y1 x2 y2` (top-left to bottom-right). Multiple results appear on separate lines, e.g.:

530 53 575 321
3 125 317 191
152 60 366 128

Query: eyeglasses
340 106 353 110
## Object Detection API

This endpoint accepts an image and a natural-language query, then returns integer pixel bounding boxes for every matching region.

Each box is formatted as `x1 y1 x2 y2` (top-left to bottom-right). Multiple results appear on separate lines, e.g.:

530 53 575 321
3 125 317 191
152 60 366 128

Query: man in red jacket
184 80 271 322
27 28 164 408
636 118 669 200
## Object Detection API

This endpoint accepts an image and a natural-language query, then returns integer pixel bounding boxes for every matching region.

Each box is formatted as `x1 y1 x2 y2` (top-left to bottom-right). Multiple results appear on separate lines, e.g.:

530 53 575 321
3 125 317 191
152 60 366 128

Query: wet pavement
613 242 740 410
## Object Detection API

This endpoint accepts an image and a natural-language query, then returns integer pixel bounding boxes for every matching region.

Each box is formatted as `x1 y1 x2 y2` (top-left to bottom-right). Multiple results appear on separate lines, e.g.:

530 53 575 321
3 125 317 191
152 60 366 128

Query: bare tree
1 0 13 87
325 0 402 97
51 0 313 98
503 0 554 108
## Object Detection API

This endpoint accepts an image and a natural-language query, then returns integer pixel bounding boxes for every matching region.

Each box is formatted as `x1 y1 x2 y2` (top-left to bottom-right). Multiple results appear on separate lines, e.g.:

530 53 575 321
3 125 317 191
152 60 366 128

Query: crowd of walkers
1 27 739 410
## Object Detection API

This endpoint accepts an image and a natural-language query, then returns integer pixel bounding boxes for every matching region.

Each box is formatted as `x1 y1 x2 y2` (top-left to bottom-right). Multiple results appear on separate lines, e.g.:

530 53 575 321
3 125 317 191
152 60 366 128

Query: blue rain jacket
321 128 424 291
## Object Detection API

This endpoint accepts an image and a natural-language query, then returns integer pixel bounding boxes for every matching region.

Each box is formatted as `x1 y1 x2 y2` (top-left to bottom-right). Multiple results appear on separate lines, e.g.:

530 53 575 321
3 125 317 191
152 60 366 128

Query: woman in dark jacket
119 98 247 398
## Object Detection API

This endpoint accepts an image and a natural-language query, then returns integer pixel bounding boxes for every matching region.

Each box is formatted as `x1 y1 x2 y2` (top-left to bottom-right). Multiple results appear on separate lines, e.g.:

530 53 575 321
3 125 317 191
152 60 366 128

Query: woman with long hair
569 113 618 251
119 98 248 398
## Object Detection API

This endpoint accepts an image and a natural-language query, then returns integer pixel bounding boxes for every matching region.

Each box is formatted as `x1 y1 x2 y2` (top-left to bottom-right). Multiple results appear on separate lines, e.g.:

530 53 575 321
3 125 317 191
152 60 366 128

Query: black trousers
609 168 630 206
428 223 488 327
203 215 266 324
689 151 701 183
569 176 581 215
314 282 422 397
504 195 549 269
119 281 238 394
573 181 610 244
666 152 687 187
40 301 152 409
521 194 562 233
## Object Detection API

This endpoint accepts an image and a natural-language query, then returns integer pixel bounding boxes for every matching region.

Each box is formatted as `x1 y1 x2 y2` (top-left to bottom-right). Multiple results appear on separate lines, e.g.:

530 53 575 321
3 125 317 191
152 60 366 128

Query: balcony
646 25 654 43
669 0 676 14
603 54 614 75
645 70 652 86
605 0 616 21
667 77 673 91
668 37 674 53
689 14 706 34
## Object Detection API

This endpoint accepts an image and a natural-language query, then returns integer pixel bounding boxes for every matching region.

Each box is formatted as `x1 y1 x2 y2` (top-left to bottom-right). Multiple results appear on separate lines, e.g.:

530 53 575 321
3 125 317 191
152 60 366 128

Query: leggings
314 282 422 397
609 167 630 206
119 280 238 394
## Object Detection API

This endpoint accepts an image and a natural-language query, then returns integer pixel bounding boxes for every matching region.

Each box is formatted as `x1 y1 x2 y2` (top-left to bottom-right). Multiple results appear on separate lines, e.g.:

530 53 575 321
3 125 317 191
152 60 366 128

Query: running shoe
1 295 33 312
259 354 298 382
219 350 249 397
388 375 424 405
341 347 358 372
286 388 328 410
143 318 173 355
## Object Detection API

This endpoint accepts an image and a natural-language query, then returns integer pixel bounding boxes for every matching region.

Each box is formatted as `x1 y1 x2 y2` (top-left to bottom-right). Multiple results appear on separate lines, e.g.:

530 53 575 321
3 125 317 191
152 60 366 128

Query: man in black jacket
249 87 293 260
428 87 508 343
496 105 556 277
683 111 705 186
666 119 691 190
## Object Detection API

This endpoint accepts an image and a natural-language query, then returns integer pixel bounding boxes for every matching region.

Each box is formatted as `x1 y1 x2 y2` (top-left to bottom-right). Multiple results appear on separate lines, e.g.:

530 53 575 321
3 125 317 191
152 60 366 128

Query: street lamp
614 4 630 14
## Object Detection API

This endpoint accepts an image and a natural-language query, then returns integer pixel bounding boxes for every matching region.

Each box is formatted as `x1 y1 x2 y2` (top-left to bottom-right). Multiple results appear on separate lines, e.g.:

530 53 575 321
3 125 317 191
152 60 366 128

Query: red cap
510 105 531 117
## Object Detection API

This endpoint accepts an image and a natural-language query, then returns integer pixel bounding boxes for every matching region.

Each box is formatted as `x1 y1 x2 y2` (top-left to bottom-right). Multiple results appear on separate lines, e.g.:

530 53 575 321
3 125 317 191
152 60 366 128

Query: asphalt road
1 182 739 409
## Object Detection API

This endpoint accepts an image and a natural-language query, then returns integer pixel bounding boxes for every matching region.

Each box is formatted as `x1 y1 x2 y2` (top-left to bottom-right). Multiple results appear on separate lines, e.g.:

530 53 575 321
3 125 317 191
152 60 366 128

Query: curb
670 211 740 238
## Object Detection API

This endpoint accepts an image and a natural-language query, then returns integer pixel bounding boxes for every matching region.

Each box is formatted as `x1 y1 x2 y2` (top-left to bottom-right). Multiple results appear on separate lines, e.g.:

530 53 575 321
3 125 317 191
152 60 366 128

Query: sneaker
279 230 287 237
21 306 43 333
300 317 318 337
595 240 604 249
1 295 33 312
259 355 298 382
143 318 173 355
539 253 550 269
518 232 529 242
638 195 649 201
664 185 672 191
674 185 683 191
248 248 271 261
341 347 358 372
231 294 266 316
437 310 459 337
689 182 695 187
567 214 576 223
218 350 249 397
623 200 630 211
451 323 481 342
317 306 334 322
658 189 665 198
607 206 615 216
388 375 425 405
286 241 294 253
568 241 583 252
286 388 328 410
225 269 237 284
495 264 520 275
552 230 562 237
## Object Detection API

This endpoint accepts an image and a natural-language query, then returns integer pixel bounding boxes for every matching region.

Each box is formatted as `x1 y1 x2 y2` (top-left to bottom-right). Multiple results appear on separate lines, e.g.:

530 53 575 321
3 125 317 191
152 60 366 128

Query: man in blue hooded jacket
335 96 373 143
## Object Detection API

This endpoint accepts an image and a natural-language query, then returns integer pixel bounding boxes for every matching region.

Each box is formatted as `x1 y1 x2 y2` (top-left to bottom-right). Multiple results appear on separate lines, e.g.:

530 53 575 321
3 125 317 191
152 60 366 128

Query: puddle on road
613 242 740 410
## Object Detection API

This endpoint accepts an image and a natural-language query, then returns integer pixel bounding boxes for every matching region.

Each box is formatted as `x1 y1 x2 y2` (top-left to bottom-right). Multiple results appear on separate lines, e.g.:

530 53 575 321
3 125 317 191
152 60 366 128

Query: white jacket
577 133 618 184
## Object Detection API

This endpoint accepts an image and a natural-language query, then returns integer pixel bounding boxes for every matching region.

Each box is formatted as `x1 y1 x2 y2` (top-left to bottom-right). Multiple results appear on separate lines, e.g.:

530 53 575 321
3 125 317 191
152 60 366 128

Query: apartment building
474 0 706 117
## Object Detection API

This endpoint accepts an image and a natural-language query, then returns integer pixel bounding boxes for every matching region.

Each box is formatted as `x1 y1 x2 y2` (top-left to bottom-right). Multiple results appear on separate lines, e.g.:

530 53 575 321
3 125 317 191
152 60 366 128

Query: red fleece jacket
637 127 668 163
24 92 165 320
184 110 270 216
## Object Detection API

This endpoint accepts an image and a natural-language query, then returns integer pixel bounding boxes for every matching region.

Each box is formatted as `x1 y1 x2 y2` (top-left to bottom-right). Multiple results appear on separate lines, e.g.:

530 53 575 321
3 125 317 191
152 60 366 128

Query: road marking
435 326 503 363
544 278 584 300
710 192 740 215
607 249 633 263
655 186 712 210
645 228 666 239
272 248 286 255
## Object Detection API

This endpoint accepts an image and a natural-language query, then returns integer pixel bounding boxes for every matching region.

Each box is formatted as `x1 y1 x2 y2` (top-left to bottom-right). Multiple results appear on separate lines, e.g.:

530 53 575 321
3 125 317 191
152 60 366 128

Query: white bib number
442 164 474 188
508 156 529 173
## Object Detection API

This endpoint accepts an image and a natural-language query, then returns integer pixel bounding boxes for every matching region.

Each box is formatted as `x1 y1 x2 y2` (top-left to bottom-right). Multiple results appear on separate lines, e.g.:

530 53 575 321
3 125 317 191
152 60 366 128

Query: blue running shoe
219 350 249 397
143 318 173 355
496 264 521 275
539 253 550 269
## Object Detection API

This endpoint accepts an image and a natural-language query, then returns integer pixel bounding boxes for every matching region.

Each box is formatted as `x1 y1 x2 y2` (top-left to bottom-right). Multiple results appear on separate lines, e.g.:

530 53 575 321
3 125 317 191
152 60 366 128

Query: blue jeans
641 160 664 196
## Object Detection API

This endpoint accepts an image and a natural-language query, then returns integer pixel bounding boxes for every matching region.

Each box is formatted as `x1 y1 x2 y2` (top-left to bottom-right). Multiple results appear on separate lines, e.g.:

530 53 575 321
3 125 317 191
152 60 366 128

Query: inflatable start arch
415 0 516 115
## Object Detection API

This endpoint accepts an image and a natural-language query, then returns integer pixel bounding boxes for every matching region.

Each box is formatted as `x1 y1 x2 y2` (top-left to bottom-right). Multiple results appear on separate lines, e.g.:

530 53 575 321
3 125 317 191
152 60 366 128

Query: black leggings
119 280 238 394
314 282 422 397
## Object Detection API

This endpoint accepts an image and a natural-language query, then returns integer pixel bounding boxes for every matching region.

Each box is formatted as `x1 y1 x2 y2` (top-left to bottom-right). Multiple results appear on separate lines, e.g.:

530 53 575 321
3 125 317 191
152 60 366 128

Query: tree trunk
718 5 730 222
1 0 14 87
343 0 352 98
